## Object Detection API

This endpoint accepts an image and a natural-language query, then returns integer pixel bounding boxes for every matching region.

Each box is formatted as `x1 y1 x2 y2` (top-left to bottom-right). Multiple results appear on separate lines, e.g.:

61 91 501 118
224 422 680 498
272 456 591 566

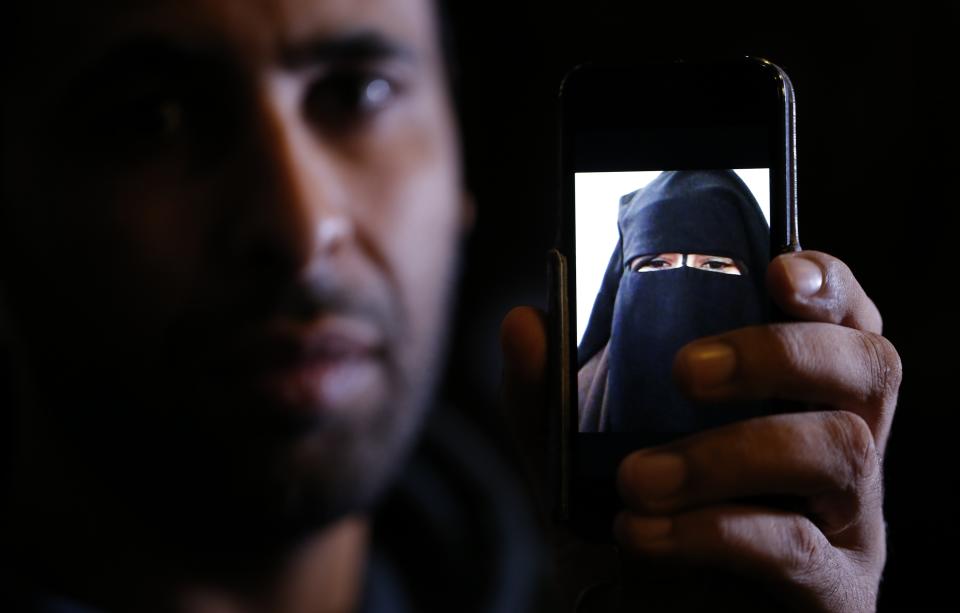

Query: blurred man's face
2 0 465 528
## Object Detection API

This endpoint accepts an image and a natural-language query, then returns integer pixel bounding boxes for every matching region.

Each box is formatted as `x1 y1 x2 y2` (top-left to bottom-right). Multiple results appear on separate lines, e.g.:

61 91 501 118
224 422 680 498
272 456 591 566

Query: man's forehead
32 0 438 79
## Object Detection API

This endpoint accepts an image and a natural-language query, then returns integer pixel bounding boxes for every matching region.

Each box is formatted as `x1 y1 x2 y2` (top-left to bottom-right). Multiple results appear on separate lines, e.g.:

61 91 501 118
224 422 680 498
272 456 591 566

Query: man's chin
59 370 414 542
271 419 417 527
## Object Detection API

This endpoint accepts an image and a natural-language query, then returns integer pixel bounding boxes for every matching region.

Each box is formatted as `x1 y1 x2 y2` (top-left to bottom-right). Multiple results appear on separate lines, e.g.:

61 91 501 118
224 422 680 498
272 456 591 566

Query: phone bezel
552 57 799 537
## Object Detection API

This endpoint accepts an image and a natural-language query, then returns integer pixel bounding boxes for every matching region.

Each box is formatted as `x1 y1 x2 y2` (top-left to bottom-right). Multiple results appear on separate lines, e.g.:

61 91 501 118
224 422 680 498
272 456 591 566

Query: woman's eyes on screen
631 254 742 275
631 253 683 272
689 255 742 275
636 258 674 271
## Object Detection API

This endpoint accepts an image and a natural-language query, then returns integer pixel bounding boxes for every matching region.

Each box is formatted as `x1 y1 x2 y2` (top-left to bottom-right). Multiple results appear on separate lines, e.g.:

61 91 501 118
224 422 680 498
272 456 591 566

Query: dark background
442 1 956 610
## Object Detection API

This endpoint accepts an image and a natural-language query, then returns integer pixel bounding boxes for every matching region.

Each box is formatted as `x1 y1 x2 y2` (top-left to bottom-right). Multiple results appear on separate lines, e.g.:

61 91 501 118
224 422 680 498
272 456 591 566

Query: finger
767 250 883 334
499 305 548 387
498 306 550 497
617 410 884 537
499 306 548 436
673 322 902 452
613 504 880 612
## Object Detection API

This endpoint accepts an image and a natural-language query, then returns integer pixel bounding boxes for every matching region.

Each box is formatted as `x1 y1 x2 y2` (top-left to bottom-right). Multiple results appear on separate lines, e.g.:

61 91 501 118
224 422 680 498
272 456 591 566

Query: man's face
3 0 466 527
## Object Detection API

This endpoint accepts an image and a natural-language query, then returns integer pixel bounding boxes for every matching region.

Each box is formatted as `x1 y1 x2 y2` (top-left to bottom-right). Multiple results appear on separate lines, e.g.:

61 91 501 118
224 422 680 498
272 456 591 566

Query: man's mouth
237 315 389 418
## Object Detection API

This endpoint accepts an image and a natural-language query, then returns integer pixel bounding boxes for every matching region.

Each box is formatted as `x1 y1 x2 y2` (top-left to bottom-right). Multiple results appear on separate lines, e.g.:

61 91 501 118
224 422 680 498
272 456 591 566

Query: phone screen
575 168 771 436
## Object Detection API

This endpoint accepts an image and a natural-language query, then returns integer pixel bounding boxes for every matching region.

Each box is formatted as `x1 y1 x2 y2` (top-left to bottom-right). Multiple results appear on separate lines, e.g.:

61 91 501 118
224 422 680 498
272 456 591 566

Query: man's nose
231 82 352 279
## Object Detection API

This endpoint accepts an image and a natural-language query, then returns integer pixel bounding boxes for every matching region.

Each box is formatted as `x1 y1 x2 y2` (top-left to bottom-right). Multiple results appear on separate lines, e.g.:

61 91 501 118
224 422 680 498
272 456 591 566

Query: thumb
498 306 549 495
499 305 548 415
500 305 548 381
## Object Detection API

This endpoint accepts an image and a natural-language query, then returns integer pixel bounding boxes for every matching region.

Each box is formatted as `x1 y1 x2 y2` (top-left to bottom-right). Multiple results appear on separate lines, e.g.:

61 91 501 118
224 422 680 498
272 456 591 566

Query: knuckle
856 332 904 404
822 411 880 490
782 515 827 576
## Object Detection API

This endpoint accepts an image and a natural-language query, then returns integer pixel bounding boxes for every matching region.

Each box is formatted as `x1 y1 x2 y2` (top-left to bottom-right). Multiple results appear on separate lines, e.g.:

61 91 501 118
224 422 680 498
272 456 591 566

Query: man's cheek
118 171 226 265
64 188 215 343
388 182 460 360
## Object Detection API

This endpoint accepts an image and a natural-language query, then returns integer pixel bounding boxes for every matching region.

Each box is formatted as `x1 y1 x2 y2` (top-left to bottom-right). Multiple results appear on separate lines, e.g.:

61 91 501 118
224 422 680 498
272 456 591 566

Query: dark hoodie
578 170 770 439
21 408 547 613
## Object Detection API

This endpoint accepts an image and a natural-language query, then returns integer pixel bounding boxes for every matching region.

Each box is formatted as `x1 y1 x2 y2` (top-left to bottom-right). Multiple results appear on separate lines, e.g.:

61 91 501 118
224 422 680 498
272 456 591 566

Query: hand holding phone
505 57 900 611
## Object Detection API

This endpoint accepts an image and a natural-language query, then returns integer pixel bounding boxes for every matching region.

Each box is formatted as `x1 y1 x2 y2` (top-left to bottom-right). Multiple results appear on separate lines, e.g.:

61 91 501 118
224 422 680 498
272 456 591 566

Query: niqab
578 170 770 438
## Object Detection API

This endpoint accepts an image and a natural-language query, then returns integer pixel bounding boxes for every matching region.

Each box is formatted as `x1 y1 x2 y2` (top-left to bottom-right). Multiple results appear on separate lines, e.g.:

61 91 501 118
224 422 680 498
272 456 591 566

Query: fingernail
683 342 737 389
783 255 823 297
621 453 686 502
614 512 673 543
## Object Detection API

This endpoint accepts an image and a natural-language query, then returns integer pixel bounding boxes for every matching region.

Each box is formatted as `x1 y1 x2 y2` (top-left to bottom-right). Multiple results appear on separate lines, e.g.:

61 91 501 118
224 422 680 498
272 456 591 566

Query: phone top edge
562 56 784 75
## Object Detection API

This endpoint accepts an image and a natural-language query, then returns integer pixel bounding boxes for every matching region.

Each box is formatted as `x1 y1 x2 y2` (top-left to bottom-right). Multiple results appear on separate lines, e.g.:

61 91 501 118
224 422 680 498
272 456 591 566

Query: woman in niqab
578 170 770 439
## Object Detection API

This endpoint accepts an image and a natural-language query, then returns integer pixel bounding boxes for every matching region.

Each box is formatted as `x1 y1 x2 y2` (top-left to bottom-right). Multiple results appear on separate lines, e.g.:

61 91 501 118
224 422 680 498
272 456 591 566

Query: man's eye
304 70 400 128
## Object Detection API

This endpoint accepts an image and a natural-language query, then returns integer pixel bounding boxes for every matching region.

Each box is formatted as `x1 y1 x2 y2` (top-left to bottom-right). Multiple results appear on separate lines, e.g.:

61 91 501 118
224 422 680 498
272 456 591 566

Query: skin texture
3 0 468 610
500 250 902 612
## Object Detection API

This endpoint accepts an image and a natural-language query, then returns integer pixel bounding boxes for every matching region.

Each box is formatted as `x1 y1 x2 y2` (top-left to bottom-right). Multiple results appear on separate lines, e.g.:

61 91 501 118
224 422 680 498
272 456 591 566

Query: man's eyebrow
70 30 415 87
279 30 418 69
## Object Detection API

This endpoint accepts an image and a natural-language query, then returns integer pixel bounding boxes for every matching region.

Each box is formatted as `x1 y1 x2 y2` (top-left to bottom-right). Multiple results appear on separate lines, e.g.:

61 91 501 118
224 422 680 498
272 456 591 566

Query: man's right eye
304 68 402 131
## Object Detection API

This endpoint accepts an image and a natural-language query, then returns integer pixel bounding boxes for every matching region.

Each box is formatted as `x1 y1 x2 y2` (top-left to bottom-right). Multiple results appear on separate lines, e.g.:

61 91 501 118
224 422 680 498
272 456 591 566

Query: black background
442 1 956 610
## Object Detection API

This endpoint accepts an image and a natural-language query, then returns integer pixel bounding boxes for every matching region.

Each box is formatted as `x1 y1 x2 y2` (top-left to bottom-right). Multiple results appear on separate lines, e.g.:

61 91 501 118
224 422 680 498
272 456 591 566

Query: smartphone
549 58 800 540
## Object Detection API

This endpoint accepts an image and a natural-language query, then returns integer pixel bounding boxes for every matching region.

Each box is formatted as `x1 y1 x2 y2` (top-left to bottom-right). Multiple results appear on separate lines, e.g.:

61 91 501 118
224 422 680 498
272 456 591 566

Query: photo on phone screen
575 168 770 437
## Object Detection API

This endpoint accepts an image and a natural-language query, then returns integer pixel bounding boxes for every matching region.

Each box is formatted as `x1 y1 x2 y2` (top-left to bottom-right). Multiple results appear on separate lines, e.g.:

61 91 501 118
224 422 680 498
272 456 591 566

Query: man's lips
230 315 389 416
